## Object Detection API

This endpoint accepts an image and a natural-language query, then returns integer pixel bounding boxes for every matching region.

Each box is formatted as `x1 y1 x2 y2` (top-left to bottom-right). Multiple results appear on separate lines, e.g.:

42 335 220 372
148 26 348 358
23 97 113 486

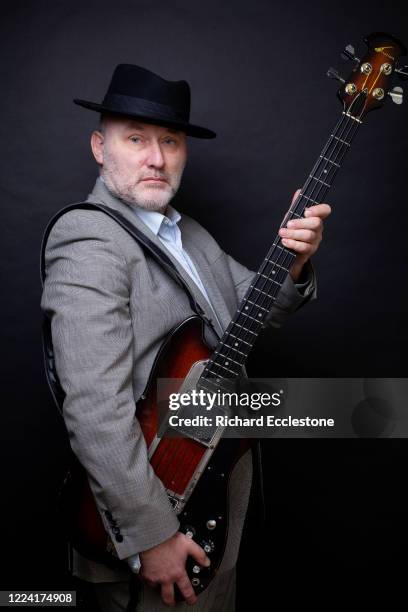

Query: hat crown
103 64 191 121
73 63 216 138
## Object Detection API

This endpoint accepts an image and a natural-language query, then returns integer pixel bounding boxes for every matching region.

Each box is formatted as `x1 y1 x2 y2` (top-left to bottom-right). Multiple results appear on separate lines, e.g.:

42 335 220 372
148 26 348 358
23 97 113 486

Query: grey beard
101 172 174 213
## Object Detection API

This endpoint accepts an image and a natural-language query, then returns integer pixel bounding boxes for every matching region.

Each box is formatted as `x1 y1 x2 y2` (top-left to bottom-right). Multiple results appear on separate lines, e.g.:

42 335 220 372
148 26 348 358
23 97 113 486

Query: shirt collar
132 203 181 236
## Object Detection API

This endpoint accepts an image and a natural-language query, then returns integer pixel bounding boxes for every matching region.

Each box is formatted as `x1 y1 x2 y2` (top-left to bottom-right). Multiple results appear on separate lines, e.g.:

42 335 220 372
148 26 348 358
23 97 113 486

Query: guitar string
247 114 361 342
202 112 356 383
199 126 352 388
237 114 361 353
210 114 357 370
204 112 362 383
268 112 362 273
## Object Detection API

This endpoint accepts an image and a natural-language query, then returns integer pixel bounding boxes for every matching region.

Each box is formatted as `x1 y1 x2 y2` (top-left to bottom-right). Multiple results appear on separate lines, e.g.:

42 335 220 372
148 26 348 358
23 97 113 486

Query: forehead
118 118 183 136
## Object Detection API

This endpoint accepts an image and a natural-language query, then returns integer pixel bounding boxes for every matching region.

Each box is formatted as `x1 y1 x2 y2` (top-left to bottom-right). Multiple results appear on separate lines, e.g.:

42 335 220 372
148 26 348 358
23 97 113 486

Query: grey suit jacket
40 177 316 579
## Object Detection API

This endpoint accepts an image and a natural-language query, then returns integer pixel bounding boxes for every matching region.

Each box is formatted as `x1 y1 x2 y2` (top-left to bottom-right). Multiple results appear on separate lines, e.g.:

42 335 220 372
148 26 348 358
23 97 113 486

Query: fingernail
287 220 294 228
205 559 211 567
281 239 288 246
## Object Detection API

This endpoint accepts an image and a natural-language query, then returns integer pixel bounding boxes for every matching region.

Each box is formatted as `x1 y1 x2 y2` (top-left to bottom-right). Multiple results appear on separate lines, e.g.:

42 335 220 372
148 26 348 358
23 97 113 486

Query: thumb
291 188 302 205
188 540 211 568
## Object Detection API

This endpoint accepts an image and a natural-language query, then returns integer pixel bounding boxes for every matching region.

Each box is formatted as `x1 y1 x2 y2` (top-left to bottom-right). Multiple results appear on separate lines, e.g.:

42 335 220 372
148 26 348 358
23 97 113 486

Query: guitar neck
201 109 363 383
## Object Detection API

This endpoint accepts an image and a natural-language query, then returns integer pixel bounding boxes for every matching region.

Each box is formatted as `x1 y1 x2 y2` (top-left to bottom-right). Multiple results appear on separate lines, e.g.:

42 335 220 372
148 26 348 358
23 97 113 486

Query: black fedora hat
73 64 216 139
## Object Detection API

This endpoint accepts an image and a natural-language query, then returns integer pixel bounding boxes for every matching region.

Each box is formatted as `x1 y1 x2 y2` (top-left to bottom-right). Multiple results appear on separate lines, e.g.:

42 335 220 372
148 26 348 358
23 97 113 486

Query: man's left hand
279 188 332 282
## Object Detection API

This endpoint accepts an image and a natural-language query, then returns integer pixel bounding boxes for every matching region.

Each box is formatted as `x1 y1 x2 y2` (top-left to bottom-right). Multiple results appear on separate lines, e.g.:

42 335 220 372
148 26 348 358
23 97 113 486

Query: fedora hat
73 64 216 139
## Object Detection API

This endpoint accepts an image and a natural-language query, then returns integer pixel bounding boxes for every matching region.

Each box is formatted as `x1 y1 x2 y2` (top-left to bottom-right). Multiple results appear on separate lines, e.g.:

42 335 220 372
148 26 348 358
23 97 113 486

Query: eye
130 136 142 144
163 137 177 145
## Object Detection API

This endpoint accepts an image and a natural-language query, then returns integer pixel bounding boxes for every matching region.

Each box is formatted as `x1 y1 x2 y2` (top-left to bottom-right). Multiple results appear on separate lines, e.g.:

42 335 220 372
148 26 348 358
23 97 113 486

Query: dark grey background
1 0 408 606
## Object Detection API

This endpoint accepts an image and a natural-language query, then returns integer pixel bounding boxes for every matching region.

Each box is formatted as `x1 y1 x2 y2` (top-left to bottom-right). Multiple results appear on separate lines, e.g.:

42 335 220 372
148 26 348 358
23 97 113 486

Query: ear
91 130 104 165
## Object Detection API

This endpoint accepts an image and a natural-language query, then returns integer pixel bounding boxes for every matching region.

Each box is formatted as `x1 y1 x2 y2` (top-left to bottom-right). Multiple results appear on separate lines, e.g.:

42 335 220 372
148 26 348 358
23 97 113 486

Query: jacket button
112 527 120 535
105 511 113 520
115 534 123 543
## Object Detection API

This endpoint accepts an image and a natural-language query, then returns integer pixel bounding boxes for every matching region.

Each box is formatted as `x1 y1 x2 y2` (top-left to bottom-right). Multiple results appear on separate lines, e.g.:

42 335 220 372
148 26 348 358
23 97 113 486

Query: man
41 64 330 611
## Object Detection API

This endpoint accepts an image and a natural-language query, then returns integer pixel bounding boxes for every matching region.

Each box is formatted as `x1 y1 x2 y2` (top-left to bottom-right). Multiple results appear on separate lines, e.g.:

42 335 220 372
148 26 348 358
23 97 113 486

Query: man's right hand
138 531 211 606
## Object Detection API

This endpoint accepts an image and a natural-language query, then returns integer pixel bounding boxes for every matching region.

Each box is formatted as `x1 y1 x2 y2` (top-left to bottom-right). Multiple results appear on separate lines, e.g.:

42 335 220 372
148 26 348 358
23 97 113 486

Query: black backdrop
2 0 408 606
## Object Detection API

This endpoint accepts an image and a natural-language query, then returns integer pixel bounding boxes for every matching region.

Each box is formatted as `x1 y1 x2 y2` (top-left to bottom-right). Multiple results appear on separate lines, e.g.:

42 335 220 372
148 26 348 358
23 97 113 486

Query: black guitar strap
39 201 219 415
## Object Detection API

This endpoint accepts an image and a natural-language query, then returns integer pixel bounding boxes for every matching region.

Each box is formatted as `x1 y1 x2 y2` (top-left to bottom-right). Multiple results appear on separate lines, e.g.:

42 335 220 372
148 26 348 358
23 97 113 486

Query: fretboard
200 110 362 385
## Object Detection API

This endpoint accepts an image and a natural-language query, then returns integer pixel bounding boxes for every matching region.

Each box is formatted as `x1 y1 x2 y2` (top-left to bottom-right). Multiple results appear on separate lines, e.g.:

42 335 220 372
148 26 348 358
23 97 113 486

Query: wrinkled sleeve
40 210 179 559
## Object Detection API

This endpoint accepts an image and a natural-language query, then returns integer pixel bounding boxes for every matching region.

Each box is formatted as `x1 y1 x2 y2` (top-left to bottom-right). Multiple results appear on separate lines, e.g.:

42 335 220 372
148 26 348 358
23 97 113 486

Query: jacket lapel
85 177 227 337
180 231 233 333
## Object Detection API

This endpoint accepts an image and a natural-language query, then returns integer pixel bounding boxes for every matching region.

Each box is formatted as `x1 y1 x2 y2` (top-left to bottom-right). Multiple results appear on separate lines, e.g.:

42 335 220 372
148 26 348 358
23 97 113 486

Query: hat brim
73 99 216 139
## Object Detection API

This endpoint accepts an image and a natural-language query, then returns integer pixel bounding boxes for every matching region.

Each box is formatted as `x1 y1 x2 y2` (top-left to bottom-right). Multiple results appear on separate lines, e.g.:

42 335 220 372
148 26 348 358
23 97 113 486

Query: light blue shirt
129 202 224 332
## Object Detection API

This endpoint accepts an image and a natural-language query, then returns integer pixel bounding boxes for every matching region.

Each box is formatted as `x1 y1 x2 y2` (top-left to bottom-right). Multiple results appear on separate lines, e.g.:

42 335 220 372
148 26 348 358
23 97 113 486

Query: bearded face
92 115 188 213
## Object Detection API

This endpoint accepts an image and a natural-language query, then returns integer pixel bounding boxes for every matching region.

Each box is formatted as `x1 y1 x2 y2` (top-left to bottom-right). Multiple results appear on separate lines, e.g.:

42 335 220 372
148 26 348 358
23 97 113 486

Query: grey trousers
91 567 236 612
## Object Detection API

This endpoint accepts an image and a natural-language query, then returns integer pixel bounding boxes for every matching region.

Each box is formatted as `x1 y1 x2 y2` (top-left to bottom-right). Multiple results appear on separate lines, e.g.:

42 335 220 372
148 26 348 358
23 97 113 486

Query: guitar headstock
328 32 407 120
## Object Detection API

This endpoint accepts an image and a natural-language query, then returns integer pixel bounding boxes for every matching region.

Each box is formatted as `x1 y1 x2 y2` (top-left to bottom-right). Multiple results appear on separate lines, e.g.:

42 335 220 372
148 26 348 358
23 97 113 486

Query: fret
207 369 225 379
258 273 282 286
238 311 264 323
244 299 270 312
228 333 253 347
291 212 302 218
249 285 270 297
263 261 289 274
320 155 340 168
222 343 247 356
271 243 284 253
198 380 221 394
301 194 319 205
214 352 243 367
310 174 331 188
331 135 350 146
213 363 239 376
240 304 268 317
232 321 257 335
271 243 295 257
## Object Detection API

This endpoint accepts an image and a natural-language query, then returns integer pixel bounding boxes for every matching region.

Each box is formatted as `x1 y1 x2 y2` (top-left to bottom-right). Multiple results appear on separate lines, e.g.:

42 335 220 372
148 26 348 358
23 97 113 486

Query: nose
145 141 165 169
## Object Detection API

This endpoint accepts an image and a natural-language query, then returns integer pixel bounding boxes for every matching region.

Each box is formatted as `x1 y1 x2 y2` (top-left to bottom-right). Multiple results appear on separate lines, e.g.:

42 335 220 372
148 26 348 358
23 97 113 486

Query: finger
281 239 313 254
161 581 175 607
188 540 211 568
291 188 302 205
279 228 317 243
139 570 156 588
286 217 322 230
304 203 331 218
177 574 197 605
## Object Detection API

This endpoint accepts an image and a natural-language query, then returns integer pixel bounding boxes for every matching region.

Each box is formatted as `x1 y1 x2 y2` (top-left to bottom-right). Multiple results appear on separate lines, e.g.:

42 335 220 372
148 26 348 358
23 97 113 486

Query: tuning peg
327 67 345 83
395 66 408 81
388 86 403 105
341 44 360 63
